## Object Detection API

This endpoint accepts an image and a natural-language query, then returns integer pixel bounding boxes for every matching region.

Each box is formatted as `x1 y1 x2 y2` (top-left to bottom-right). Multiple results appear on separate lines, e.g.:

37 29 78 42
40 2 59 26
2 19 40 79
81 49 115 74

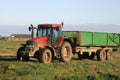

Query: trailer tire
97 49 106 61
82 52 89 59
61 41 72 62
106 50 113 60
89 52 95 60
38 48 52 64
77 53 82 60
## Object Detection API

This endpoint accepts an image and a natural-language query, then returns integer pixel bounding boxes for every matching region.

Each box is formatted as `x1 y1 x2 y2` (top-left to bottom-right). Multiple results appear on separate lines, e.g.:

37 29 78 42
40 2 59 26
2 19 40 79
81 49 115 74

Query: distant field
0 40 25 56
0 40 120 80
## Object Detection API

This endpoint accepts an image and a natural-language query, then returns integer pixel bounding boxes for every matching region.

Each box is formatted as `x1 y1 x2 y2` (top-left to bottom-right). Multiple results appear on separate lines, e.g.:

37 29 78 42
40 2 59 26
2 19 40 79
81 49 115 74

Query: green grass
0 60 120 80
0 40 25 55
0 40 120 80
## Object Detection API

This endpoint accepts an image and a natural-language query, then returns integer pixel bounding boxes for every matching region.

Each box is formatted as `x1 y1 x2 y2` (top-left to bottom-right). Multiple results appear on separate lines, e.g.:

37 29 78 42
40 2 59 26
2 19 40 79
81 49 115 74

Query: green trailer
62 31 120 61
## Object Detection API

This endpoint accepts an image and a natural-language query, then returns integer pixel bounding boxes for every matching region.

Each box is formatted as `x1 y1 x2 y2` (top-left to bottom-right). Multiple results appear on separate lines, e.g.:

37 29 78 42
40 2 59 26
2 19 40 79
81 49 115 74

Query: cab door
50 28 60 47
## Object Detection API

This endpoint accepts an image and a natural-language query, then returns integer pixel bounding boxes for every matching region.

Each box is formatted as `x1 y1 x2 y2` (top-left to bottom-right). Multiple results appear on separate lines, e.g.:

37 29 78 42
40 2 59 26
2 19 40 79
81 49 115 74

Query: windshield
37 28 51 37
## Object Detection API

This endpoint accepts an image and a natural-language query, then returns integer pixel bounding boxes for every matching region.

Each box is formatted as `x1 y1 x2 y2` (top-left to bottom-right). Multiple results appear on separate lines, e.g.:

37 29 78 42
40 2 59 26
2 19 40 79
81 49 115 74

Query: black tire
17 47 29 61
38 48 52 64
16 47 24 61
22 54 29 61
89 52 95 60
77 53 82 60
61 41 72 62
82 52 89 59
97 49 106 61
106 50 113 60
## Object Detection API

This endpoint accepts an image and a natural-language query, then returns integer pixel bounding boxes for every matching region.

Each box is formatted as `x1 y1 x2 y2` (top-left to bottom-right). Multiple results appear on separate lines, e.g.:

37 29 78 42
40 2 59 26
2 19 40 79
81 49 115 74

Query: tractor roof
38 24 62 28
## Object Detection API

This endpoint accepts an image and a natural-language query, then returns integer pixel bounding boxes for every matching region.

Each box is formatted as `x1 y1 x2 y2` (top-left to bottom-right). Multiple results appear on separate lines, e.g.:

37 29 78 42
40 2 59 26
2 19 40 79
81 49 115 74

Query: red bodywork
57 37 65 47
30 36 48 48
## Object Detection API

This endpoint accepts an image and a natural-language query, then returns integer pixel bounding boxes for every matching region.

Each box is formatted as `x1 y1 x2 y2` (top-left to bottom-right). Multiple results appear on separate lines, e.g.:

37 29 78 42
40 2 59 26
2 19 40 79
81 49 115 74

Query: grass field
0 40 120 80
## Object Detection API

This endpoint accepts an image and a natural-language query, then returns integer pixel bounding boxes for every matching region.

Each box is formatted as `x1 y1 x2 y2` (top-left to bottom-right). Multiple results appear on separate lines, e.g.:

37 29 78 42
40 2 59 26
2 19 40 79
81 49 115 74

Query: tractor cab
37 24 62 46
28 23 63 48
36 24 62 46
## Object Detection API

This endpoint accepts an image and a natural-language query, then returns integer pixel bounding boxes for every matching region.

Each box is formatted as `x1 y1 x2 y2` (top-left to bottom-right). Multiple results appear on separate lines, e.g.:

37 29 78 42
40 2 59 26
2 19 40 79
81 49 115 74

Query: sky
0 0 120 36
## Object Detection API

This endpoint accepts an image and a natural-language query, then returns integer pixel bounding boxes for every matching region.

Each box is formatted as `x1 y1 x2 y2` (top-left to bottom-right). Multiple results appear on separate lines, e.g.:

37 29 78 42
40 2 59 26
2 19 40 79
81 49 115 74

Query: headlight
26 45 34 48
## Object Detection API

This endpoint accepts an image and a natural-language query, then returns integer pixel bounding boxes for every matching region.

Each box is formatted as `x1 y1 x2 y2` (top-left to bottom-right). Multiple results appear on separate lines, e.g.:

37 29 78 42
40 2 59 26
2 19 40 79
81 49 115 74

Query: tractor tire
97 49 106 61
61 41 72 62
17 47 29 61
38 48 52 64
106 50 113 60
16 47 24 61
22 55 29 61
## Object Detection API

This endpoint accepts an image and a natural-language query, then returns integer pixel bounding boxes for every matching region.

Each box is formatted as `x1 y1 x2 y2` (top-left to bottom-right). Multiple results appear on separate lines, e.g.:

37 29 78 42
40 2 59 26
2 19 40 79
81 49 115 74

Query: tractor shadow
0 56 39 62
0 56 17 62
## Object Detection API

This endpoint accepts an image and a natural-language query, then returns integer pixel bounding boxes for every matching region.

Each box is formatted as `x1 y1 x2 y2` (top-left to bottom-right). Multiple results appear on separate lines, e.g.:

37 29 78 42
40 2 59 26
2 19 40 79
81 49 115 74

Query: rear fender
57 37 74 55
57 37 65 48
57 37 73 48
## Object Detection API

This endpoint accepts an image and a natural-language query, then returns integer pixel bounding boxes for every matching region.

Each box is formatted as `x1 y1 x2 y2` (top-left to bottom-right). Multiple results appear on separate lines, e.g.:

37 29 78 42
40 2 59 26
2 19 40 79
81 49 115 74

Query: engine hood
28 36 48 47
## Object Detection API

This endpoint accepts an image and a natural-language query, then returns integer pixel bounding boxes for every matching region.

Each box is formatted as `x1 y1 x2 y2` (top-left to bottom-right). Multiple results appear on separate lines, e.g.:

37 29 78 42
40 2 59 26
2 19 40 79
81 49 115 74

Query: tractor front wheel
17 47 29 61
16 47 24 61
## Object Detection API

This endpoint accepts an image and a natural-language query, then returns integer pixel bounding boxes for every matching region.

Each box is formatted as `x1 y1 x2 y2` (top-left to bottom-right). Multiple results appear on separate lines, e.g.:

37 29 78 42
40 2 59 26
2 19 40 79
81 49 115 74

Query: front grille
26 40 35 48
26 41 34 45
25 41 35 52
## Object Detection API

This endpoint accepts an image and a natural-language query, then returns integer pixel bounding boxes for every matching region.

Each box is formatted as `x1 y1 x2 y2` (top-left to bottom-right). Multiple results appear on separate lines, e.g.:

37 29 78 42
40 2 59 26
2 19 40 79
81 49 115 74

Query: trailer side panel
62 31 120 47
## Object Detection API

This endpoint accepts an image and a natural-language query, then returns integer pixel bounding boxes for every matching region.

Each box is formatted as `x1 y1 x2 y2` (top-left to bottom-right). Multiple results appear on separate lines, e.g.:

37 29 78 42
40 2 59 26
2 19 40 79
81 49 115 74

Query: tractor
17 22 73 63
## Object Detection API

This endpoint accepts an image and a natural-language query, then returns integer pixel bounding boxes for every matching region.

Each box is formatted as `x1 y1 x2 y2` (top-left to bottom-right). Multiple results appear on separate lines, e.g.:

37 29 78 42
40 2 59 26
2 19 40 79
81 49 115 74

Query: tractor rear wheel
97 49 106 61
106 50 113 60
38 48 52 64
61 41 72 62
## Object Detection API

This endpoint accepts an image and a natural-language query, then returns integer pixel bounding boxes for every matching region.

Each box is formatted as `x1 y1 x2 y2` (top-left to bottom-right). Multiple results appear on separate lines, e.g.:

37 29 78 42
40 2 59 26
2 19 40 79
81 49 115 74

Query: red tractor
17 22 73 63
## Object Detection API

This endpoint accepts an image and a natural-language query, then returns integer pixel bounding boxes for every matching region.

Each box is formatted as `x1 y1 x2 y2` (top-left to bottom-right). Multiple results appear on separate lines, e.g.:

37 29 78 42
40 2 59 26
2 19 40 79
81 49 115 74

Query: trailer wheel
106 50 113 60
38 48 52 64
77 53 82 60
61 41 72 62
82 52 89 59
97 49 106 61
89 52 95 60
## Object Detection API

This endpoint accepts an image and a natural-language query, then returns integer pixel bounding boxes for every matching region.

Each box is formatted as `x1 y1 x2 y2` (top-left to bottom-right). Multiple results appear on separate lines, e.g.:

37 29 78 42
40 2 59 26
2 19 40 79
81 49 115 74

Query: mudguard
57 37 65 48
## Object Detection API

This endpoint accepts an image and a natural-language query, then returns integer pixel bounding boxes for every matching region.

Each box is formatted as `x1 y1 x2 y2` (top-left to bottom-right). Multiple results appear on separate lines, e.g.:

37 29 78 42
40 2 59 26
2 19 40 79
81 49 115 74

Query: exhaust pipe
29 24 36 38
